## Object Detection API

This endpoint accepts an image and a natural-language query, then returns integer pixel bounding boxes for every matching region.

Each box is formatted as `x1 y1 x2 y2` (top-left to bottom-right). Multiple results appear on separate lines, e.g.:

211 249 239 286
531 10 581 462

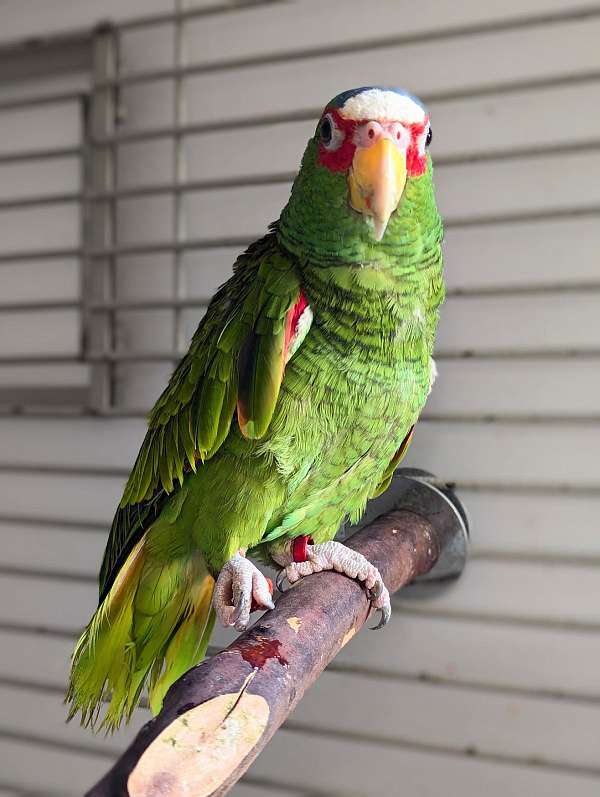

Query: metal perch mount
87 470 469 797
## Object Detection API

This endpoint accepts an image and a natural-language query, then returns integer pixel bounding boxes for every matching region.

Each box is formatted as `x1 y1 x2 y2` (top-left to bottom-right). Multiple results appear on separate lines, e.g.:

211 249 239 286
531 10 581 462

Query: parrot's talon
369 580 384 601
213 553 274 630
275 568 289 593
370 603 391 631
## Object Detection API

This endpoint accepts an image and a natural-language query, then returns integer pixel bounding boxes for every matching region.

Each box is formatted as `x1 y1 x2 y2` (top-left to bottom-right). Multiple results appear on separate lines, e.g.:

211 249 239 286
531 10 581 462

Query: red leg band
292 535 314 563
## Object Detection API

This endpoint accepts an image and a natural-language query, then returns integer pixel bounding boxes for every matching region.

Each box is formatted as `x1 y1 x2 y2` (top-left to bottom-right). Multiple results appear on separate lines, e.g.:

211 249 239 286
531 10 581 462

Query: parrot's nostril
368 128 375 139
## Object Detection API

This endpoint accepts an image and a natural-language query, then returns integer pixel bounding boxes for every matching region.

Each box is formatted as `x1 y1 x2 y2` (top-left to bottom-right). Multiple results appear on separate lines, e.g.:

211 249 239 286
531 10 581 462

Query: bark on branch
87 477 467 797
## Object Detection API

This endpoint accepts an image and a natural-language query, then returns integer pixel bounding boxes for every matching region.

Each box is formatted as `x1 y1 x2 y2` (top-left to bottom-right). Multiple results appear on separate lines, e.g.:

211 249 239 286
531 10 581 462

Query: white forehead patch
339 89 426 124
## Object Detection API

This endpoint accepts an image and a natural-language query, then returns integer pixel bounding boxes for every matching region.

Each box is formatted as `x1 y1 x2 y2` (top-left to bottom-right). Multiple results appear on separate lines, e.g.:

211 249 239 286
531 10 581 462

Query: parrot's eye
426 127 433 147
319 113 344 151
320 117 333 145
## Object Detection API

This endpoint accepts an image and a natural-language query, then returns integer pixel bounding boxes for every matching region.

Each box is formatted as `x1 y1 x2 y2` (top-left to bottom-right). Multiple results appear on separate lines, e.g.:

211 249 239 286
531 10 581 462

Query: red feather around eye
317 109 357 172
406 119 428 176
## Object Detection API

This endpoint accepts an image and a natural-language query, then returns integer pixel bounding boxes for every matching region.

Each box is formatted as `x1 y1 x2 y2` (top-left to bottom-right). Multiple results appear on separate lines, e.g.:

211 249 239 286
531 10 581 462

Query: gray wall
0 1 599 795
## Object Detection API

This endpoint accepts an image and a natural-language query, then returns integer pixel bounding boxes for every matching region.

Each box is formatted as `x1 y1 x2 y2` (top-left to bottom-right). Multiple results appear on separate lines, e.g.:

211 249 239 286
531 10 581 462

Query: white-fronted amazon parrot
67 86 444 730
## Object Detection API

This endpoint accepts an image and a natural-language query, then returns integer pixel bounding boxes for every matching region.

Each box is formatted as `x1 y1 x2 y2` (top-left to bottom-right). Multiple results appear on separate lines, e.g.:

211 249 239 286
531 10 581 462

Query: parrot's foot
275 540 391 629
213 552 275 631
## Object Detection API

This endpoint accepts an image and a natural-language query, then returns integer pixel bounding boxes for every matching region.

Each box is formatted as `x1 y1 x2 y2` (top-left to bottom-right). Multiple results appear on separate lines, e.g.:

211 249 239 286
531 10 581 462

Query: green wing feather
98 236 304 599
369 425 415 499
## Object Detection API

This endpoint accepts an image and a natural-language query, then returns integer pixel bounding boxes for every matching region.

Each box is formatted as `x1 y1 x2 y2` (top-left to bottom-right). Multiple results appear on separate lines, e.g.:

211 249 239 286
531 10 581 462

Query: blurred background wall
0 1 599 795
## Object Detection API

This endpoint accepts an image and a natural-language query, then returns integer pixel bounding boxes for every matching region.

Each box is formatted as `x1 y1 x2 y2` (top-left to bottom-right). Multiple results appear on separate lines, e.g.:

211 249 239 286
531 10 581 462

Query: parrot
67 85 444 731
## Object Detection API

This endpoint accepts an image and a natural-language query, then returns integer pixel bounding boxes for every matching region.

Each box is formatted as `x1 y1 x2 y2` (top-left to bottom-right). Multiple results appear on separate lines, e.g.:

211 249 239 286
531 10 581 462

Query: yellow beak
348 137 407 241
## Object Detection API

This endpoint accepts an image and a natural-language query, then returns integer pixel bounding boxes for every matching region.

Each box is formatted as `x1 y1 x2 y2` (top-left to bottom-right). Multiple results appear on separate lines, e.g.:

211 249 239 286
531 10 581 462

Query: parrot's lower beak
348 137 407 241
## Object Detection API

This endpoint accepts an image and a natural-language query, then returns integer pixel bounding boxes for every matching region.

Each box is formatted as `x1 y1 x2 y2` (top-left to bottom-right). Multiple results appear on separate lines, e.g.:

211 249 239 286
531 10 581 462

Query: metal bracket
342 468 470 584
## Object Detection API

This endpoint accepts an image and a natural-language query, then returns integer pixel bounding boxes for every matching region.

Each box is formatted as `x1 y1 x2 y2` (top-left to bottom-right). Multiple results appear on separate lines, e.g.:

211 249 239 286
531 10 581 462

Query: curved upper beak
348 136 407 241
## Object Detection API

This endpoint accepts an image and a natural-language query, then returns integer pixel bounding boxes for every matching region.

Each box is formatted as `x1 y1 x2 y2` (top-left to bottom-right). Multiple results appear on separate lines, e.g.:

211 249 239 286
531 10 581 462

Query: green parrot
67 86 444 730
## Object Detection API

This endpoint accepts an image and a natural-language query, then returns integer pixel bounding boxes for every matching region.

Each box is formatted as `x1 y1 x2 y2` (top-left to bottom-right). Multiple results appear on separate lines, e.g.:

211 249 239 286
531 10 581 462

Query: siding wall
1 1 600 795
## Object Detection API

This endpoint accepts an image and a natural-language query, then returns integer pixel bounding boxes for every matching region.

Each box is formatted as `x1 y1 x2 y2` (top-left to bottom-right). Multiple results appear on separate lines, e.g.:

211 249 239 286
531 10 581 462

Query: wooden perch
87 473 468 797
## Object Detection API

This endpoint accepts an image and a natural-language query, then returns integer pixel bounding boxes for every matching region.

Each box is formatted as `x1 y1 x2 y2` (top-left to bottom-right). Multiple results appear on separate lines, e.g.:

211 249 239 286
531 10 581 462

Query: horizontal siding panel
0 0 170 46
183 247 243 296
120 79 173 134
399 558 600 625
0 100 80 154
184 118 313 183
428 358 600 417
181 183 288 242
0 522 104 577
114 360 177 409
1 259 79 304
117 139 173 189
0 71 89 104
292 670 600 769
115 252 177 299
0 574 96 631
444 216 600 291
437 293 600 354
0 685 143 760
0 472 124 526
0 310 80 357
116 195 173 245
0 203 79 254
2 558 597 632
185 1 600 67
405 421 600 486
251 727 600 797
0 156 79 201
430 79 600 160
0 629 76 688
115 308 177 354
0 363 89 389
460 490 600 558
0 417 145 470
436 150 600 222
335 613 600 698
0 738 104 797
120 22 175 76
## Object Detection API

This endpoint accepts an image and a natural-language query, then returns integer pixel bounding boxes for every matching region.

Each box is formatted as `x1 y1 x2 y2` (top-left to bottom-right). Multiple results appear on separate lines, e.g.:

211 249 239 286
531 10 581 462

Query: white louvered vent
0 37 92 413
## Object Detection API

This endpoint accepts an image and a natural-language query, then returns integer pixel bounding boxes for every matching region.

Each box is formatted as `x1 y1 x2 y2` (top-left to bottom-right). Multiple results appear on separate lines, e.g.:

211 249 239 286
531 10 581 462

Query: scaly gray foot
278 540 391 629
213 552 275 631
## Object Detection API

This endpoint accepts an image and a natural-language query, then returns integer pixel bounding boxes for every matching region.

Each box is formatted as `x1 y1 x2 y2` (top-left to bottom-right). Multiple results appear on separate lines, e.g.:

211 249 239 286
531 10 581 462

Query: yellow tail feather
66 536 215 732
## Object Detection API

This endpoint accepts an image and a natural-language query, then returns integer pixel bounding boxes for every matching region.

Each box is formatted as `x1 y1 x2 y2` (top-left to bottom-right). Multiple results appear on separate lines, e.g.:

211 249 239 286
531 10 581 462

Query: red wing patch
284 291 309 359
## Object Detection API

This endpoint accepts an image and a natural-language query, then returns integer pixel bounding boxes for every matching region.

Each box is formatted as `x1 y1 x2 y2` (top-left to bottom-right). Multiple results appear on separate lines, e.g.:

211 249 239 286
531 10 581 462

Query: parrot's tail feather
66 535 215 732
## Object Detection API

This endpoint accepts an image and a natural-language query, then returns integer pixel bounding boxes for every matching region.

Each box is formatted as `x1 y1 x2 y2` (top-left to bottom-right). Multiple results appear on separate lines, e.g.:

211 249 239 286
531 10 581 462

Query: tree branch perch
87 472 468 797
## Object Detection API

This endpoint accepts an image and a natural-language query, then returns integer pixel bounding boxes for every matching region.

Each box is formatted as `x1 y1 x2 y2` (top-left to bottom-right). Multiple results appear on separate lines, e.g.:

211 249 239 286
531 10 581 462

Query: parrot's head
278 86 440 266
